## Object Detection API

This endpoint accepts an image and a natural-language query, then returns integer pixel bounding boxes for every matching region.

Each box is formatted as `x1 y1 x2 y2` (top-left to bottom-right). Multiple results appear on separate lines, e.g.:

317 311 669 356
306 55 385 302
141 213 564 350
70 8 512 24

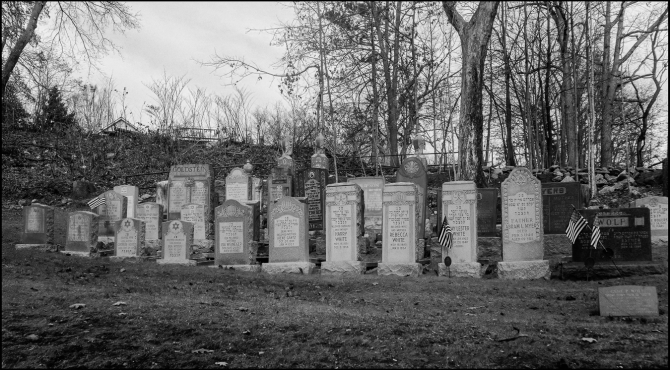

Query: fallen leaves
26 334 39 341
112 301 127 306
215 362 228 366
581 337 597 343
238 307 248 312
69 303 86 309
192 348 214 354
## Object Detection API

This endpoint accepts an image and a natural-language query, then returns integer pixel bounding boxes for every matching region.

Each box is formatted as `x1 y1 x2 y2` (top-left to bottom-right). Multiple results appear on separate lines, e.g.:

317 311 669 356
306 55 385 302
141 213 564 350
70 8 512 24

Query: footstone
378 263 422 277
497 260 550 280
20 203 54 246
501 167 544 261
598 286 659 317
262 261 315 275
210 264 262 273
320 261 366 275
16 244 58 252
64 211 99 255
438 262 483 278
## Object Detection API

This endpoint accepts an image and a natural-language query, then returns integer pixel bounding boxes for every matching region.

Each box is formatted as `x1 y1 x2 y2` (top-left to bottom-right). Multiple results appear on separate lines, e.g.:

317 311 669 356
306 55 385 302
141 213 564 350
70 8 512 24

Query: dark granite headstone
572 208 652 262
295 168 327 230
20 204 54 245
542 182 582 234
477 189 498 237
396 157 427 239
598 285 659 317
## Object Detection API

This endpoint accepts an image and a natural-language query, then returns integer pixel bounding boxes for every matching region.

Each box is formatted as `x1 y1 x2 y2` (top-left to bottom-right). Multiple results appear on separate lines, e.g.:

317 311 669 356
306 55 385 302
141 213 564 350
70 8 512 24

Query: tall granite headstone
499 167 549 279
135 202 163 255
347 177 384 242
213 200 259 270
379 182 422 277
113 185 139 219
634 196 668 240
295 168 328 230
18 204 55 249
542 182 582 234
113 218 145 258
225 167 251 202
396 157 427 239
263 197 314 274
439 181 480 278
321 183 365 274
64 211 99 255
157 220 194 265
95 190 128 244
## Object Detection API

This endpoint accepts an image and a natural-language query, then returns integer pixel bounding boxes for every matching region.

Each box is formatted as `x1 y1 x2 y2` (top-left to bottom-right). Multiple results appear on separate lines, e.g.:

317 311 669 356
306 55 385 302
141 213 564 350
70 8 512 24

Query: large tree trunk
443 1 499 188
1 1 46 96
501 4 516 166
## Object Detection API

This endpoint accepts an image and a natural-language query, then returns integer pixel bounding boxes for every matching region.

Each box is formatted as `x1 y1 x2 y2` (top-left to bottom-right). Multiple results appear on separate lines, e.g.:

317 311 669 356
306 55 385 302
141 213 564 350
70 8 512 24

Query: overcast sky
74 2 296 124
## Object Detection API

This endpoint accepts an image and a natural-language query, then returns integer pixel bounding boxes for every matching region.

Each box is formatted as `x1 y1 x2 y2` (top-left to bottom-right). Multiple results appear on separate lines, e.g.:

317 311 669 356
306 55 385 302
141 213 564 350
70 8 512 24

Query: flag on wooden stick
590 216 601 249
87 196 105 210
438 216 453 249
566 209 587 244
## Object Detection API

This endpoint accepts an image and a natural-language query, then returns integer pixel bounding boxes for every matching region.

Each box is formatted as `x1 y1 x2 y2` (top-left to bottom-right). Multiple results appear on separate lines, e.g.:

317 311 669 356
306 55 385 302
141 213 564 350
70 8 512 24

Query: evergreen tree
39 86 76 129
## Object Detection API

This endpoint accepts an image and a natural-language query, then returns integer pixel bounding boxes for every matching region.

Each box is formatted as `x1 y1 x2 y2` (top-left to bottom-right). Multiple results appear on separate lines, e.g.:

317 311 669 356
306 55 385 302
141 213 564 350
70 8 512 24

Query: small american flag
438 216 453 249
87 195 105 210
590 216 601 249
565 209 587 244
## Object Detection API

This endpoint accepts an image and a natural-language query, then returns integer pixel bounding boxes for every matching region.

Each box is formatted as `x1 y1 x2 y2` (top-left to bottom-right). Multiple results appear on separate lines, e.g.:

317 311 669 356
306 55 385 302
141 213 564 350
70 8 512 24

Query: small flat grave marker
598 285 659 317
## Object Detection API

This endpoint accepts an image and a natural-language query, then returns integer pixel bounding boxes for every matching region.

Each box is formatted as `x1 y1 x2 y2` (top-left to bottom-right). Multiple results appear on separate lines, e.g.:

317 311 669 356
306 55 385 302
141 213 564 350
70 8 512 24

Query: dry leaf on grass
192 348 214 354
215 362 228 366
581 337 597 343
69 303 86 309
119 268 126 272
238 307 248 312
112 301 127 306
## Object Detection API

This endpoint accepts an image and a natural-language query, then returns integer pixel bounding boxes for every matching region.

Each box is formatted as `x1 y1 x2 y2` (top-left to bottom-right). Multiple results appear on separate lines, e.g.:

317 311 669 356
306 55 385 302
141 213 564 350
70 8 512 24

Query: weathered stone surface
21 204 54 245
210 264 262 273
357 236 369 255
321 261 366 275
544 234 572 260
441 181 478 263
378 262 422 277
438 262 483 278
501 167 544 261
497 260 551 280
325 183 363 262
262 262 315 275
416 238 425 261
15 244 57 251
65 211 99 254
477 237 502 262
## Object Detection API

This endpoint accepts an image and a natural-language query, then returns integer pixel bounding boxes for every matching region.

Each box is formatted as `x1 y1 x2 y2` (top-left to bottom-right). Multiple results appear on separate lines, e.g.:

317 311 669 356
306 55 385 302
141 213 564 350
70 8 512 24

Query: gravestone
263 197 314 274
95 190 128 244
213 200 259 272
542 182 583 234
225 167 251 202
17 204 55 250
572 208 652 262
157 220 195 265
167 164 215 252
64 211 99 256
396 157 427 239
242 200 261 241
295 168 328 230
477 189 498 237
347 177 385 243
267 174 292 218
113 185 139 218
310 133 329 170
251 177 262 203
155 180 169 220
321 183 366 274
598 286 659 317
498 167 549 279
438 181 481 278
379 182 422 277
181 203 206 242
634 196 668 240
135 202 163 256
113 218 145 259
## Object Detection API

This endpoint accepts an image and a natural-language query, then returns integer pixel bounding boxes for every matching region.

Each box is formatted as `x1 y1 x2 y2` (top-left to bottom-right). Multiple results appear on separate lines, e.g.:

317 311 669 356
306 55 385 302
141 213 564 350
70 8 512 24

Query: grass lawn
2 208 668 368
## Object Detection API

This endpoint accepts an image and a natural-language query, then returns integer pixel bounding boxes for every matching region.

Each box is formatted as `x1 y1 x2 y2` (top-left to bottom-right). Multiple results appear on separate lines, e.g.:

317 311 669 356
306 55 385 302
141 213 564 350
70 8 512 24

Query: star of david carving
335 193 347 205
172 222 180 231
124 220 131 228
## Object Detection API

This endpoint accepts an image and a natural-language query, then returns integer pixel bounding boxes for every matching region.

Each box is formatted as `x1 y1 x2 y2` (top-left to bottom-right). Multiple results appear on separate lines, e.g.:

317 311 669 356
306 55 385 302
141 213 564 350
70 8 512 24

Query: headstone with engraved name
263 197 314 274
295 168 328 230
438 181 480 278
113 185 139 219
135 202 163 255
379 182 422 277
213 200 259 271
477 189 498 237
347 177 384 242
321 183 365 274
113 218 145 258
18 204 55 249
572 208 652 262
498 167 549 279
633 196 668 240
181 203 206 241
225 167 251 202
598 285 659 317
267 174 293 217
64 211 99 255
396 157 427 239
95 190 128 244
542 182 582 234
157 220 194 265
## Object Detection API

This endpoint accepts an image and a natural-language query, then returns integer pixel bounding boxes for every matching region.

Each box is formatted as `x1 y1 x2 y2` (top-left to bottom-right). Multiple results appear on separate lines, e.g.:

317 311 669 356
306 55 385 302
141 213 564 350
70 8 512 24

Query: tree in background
38 86 76 129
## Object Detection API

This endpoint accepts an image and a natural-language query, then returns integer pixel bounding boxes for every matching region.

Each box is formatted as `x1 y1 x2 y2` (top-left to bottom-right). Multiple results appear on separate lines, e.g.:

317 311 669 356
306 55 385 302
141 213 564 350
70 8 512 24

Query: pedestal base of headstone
192 239 214 254
315 236 326 255
497 260 550 280
15 244 55 251
477 237 502 262
157 259 197 266
59 250 90 257
109 256 141 263
559 261 665 280
262 262 315 275
416 239 426 261
211 264 262 273
321 261 366 275
378 263 422 277
438 262 483 278
358 236 370 255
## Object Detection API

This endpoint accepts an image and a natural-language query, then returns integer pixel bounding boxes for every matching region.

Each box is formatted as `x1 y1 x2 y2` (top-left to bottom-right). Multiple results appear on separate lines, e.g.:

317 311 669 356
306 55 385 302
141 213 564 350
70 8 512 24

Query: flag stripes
590 216 601 249
438 216 453 249
566 209 587 244
87 196 105 210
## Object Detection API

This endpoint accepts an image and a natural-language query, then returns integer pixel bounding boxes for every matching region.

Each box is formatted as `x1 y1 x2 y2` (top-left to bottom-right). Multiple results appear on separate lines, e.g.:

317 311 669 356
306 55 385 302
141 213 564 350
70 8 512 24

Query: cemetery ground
2 209 668 369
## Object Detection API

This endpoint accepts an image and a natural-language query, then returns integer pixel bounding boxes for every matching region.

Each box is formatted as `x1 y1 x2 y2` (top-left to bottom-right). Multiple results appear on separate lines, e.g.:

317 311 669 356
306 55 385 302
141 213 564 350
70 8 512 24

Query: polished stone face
501 167 544 261
296 168 327 231
382 183 418 264
325 183 362 262
441 181 478 263
542 182 582 234
268 197 308 263
214 200 254 265
161 220 194 262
